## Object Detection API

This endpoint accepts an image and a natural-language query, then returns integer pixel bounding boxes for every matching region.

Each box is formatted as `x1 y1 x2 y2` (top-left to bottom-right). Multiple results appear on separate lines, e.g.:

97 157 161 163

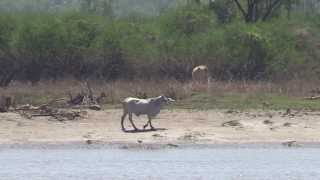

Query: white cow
192 65 209 84
121 95 175 131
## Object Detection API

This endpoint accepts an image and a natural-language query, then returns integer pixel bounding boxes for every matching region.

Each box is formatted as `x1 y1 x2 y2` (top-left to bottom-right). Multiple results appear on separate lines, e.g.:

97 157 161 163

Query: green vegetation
173 92 320 110
2 80 320 111
0 0 319 87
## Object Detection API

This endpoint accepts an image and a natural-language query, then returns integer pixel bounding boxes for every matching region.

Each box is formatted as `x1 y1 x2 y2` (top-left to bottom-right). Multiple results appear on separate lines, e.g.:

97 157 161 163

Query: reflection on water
0 146 319 180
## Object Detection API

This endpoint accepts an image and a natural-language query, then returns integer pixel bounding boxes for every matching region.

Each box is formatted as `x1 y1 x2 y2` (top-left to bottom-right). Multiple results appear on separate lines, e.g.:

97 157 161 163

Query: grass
1 79 320 110
173 92 320 110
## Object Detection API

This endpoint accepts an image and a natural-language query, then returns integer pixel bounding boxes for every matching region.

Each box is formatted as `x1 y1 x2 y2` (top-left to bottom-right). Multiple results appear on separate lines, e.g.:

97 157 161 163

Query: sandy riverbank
0 109 320 146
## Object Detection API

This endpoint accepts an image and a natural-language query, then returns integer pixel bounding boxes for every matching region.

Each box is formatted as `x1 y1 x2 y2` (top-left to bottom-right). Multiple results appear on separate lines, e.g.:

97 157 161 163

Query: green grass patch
7 85 320 111
172 92 320 110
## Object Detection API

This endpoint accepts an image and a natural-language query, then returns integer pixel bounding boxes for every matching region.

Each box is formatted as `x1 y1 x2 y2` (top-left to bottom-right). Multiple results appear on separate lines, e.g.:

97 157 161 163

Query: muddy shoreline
1 141 320 150
1 109 320 149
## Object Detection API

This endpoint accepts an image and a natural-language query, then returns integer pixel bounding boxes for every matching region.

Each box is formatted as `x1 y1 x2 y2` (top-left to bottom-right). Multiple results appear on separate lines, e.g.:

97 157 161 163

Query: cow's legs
143 115 149 129
143 121 149 129
147 115 155 130
121 111 128 131
129 113 138 131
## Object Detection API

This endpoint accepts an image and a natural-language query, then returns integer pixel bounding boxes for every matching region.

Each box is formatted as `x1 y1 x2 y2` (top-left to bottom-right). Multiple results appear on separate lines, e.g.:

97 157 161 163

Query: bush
0 4 319 86
0 14 19 87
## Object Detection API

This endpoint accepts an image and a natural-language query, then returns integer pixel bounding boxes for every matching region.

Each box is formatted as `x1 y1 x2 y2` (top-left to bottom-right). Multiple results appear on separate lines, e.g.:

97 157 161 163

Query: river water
0 145 319 180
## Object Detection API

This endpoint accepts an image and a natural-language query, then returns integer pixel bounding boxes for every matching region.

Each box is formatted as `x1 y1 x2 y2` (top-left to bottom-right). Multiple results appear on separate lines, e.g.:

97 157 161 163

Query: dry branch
67 81 105 109
17 105 86 121
13 81 105 120
0 96 12 112
303 96 320 100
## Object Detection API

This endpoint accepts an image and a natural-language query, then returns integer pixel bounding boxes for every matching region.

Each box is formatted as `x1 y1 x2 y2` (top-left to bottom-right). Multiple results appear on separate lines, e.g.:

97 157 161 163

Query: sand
0 109 320 146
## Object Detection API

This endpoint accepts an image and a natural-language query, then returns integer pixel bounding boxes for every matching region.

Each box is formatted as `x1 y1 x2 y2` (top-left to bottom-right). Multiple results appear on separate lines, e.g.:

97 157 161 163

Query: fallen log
68 93 85 105
15 81 105 121
0 96 12 112
303 96 320 100
19 107 86 121
66 82 105 110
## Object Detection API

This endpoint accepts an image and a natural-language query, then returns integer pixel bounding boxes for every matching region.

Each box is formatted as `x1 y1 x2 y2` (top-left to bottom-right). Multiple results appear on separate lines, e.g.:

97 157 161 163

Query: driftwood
17 104 86 121
13 81 105 120
68 93 84 105
33 109 85 121
303 96 320 100
67 82 106 110
14 98 67 111
0 96 12 112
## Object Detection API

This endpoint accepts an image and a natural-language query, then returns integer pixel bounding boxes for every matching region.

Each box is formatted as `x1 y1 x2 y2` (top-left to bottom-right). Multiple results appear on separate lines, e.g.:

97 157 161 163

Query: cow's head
159 95 175 104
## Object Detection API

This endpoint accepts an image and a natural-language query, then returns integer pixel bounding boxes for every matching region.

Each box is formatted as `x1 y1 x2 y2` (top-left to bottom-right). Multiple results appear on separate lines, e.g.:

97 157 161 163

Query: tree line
0 0 319 86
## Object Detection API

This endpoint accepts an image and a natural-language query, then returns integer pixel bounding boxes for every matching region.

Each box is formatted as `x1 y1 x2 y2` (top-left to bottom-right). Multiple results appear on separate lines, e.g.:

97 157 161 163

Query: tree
187 0 201 6
283 0 301 19
209 0 236 23
0 14 19 87
102 0 114 17
232 0 283 22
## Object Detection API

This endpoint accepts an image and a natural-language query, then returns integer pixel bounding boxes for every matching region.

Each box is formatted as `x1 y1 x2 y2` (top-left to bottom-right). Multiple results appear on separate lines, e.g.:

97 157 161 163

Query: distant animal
192 65 209 84
121 95 175 131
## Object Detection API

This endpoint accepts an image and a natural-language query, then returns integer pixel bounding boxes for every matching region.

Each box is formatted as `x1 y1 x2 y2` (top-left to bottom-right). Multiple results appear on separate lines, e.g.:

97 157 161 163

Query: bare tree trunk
0 96 12 112
233 0 282 22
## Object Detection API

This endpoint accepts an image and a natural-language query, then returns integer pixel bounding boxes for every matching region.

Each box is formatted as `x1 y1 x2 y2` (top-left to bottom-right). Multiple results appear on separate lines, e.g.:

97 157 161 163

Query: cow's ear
150 98 156 103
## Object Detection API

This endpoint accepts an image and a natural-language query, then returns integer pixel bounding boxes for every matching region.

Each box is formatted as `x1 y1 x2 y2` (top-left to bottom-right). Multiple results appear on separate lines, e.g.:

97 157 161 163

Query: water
0 146 320 180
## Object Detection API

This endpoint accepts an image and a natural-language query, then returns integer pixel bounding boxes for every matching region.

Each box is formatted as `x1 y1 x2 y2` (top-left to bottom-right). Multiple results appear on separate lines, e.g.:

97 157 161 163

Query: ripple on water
0 147 320 180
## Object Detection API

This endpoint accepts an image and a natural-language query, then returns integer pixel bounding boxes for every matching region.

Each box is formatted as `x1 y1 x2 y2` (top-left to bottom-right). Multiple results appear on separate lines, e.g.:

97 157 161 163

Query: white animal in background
192 65 209 84
121 95 175 131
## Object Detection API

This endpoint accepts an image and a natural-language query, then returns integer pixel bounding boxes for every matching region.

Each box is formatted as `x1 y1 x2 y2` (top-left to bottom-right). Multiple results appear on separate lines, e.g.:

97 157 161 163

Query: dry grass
1 79 320 109
210 80 320 96
0 79 192 105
